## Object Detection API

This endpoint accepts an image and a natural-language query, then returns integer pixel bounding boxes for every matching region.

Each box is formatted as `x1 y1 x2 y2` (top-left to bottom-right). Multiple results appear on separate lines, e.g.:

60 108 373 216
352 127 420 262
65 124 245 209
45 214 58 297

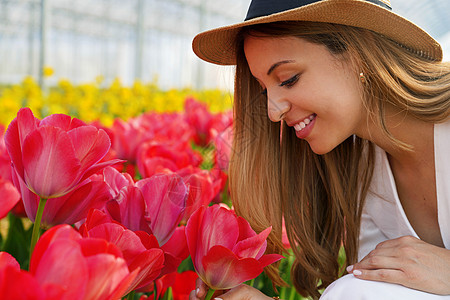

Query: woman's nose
267 92 291 122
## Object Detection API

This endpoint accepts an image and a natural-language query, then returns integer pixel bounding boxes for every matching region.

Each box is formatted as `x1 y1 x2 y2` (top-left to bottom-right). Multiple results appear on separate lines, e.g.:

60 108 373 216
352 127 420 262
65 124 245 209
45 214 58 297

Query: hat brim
192 0 443 65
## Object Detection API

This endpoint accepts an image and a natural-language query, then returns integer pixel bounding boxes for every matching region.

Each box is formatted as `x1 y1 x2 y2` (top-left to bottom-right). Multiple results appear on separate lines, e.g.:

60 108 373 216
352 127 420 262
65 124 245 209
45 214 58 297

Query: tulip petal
126 248 165 291
201 245 263 290
107 186 150 233
22 126 81 198
40 114 85 131
67 126 110 173
161 226 189 261
11 163 40 222
0 179 21 219
43 179 112 226
82 158 124 182
134 230 160 249
0 265 46 300
0 252 20 269
257 253 284 268
185 205 206 269
30 225 82 274
4 107 39 179
139 173 187 245
199 205 239 256
172 271 198 300
232 227 271 260
103 166 134 197
236 216 257 241
83 253 132 300
33 238 88 300
85 223 147 262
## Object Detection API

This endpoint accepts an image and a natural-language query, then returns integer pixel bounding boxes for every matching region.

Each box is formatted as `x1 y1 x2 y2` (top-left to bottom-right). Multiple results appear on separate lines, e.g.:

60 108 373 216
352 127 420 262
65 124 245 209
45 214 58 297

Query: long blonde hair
229 21 450 299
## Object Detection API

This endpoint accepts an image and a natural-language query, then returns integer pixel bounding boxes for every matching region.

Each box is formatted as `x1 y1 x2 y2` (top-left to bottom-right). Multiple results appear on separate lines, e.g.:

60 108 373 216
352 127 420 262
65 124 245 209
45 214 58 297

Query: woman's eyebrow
267 60 295 75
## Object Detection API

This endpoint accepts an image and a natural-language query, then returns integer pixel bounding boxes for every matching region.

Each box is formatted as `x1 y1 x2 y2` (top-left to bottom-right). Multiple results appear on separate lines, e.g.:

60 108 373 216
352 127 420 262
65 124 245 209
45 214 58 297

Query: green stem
154 281 158 300
126 290 135 300
204 288 216 300
163 287 172 300
248 278 255 287
288 285 296 300
29 197 47 259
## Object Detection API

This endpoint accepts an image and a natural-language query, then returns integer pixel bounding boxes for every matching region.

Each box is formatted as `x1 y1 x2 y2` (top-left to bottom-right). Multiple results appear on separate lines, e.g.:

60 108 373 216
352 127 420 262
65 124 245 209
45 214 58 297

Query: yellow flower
43 66 54 77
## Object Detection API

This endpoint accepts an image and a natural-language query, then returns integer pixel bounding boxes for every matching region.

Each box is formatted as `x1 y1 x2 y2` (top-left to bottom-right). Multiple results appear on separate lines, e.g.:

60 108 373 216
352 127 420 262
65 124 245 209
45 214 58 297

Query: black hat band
245 0 392 21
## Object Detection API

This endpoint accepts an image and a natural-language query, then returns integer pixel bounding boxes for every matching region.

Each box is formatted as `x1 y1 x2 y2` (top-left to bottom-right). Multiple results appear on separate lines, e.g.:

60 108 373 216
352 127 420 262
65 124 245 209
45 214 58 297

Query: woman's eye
280 74 300 88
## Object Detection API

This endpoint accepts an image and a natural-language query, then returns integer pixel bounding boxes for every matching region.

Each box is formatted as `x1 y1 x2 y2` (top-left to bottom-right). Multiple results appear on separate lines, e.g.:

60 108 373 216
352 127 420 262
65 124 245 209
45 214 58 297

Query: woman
190 0 450 299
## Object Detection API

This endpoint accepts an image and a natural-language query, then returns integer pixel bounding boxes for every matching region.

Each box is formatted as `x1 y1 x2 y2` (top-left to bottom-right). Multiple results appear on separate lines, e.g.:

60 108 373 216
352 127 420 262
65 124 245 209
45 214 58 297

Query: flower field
0 78 308 300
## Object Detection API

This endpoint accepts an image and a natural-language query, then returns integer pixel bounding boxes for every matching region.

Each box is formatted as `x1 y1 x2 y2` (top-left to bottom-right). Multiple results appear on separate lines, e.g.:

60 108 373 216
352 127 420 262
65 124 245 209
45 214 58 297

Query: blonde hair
229 21 450 299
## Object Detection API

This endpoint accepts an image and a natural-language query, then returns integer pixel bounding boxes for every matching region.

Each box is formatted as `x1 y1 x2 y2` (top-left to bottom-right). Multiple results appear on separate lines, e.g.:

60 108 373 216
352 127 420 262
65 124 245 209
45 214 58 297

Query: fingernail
353 269 362 276
196 288 200 296
346 265 353 273
214 298 223 300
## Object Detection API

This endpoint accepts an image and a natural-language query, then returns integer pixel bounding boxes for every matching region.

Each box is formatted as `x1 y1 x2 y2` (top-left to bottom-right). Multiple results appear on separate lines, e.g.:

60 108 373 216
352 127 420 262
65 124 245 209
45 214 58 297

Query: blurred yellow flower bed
0 76 233 126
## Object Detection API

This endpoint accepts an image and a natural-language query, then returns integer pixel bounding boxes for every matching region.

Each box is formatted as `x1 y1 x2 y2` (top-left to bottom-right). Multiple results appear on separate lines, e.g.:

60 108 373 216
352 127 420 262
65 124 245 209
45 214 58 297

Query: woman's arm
349 236 450 295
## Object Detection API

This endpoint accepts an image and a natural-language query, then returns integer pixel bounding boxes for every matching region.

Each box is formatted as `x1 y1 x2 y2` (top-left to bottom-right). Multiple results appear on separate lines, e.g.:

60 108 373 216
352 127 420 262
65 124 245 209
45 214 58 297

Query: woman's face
244 35 366 154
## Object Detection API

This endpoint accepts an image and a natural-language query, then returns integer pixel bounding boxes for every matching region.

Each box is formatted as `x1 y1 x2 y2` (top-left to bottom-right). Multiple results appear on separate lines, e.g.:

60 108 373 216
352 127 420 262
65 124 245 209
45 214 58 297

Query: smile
294 114 316 132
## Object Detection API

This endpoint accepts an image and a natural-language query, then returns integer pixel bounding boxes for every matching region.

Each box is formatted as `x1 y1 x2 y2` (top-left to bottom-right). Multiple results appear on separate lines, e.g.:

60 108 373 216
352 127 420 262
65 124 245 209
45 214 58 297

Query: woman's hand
189 278 273 300
348 236 450 295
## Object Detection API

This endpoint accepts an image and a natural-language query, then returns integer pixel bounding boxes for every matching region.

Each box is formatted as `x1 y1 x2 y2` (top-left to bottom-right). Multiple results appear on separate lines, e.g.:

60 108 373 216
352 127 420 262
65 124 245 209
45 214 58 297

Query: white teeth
294 114 315 132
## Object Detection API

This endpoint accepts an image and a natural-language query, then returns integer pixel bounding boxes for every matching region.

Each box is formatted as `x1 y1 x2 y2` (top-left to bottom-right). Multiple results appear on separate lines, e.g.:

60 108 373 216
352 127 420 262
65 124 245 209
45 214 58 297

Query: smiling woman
190 0 450 300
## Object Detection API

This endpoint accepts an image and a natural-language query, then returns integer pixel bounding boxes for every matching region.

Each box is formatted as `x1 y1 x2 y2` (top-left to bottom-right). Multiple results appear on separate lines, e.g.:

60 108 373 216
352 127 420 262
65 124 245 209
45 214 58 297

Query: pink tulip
174 166 219 223
12 169 113 226
5 108 120 199
211 126 233 172
138 112 194 146
30 224 137 300
0 252 49 300
0 178 20 219
184 97 213 146
186 205 283 290
136 141 202 178
111 117 154 162
104 167 188 245
80 209 165 293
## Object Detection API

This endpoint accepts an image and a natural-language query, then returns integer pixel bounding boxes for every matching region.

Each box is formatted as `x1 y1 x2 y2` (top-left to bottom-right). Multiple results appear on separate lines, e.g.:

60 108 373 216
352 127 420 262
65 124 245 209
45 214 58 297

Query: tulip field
0 78 314 300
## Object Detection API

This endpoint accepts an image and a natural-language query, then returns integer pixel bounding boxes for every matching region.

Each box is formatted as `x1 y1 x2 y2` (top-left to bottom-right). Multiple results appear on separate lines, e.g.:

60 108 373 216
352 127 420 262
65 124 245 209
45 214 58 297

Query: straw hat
192 0 443 65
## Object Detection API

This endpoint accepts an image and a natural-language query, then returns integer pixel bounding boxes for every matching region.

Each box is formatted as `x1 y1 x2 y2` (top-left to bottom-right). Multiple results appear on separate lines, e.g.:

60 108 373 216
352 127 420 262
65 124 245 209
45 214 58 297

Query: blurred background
0 0 449 91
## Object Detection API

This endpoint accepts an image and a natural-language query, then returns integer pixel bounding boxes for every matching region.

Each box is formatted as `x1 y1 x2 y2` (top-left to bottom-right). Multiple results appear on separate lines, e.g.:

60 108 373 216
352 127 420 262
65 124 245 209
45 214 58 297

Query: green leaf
1 214 33 270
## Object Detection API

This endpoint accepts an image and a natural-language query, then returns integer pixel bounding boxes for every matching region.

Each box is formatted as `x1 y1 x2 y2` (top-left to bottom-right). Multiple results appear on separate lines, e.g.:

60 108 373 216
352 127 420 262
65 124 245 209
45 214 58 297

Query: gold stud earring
359 72 366 84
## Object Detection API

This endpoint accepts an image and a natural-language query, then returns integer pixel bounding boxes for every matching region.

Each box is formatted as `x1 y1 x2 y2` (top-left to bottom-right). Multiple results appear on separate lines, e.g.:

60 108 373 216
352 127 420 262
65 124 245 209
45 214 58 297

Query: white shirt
358 119 450 260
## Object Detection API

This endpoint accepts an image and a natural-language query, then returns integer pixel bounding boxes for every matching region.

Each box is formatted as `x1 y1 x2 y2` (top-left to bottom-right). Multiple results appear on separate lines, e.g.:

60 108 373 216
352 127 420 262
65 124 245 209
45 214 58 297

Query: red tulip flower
186 205 283 291
184 97 213 146
136 141 202 179
111 117 154 163
172 270 199 300
5 108 119 199
30 224 137 300
174 166 219 223
80 209 165 293
104 167 188 245
12 170 113 226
